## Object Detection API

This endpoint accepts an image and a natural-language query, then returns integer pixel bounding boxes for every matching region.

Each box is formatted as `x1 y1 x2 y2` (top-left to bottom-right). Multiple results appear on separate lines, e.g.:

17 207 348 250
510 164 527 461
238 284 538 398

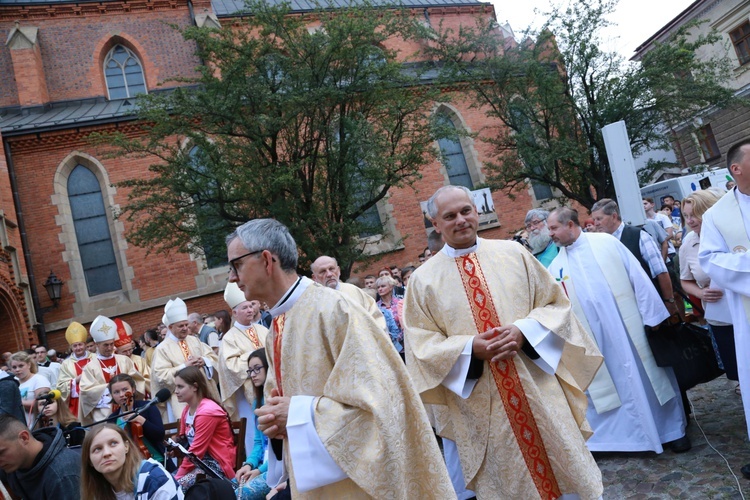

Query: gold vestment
217 324 268 419
79 355 145 425
56 352 96 408
404 240 603 499
337 282 386 331
151 335 219 420
265 283 454 499
131 354 151 398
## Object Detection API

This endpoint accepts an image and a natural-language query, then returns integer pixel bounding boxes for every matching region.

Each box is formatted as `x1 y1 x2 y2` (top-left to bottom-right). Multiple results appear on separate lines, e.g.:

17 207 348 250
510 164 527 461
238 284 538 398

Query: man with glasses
34 345 60 388
151 297 218 423
34 346 50 367
217 281 269 455
524 208 559 267
226 219 453 498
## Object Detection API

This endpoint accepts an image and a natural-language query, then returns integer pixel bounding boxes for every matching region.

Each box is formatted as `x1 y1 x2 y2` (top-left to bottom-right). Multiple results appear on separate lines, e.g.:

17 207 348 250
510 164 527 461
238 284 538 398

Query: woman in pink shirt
173 366 236 490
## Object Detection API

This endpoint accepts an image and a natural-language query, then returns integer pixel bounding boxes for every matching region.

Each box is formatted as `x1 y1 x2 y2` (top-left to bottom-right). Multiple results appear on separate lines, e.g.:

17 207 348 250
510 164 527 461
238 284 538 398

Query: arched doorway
0 281 32 353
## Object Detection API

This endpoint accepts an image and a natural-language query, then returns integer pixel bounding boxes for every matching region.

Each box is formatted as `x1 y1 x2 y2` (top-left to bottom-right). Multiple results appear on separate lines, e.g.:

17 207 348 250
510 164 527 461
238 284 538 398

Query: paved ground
597 375 750 499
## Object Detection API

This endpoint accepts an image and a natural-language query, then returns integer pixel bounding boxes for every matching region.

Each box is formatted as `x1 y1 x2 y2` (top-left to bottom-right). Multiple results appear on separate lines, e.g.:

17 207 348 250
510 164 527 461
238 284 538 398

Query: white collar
167 332 183 343
269 276 313 317
566 231 586 250
96 353 115 361
735 186 750 204
233 321 249 330
441 239 480 258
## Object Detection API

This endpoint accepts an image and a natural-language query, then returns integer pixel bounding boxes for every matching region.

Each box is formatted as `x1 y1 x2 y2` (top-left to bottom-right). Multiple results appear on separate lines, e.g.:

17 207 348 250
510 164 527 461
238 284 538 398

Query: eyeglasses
246 366 265 376
525 219 545 230
228 250 263 276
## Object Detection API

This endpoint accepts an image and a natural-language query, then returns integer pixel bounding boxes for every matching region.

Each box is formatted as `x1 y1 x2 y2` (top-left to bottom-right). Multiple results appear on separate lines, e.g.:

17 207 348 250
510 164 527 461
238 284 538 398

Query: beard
528 226 552 254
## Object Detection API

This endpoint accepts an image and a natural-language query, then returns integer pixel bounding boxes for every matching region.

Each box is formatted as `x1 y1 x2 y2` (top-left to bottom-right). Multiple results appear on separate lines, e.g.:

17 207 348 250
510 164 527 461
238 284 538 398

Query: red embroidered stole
456 253 561 500
98 357 120 384
178 339 191 361
69 357 91 415
272 315 286 397
245 326 261 350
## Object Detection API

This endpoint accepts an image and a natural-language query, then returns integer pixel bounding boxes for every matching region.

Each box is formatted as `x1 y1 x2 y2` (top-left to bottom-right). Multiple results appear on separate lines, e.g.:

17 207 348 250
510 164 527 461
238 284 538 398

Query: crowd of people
0 138 747 500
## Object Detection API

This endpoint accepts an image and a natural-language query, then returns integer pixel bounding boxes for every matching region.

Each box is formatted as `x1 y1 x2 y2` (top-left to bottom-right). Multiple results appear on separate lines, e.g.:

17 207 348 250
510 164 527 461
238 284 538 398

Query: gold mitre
65 321 88 345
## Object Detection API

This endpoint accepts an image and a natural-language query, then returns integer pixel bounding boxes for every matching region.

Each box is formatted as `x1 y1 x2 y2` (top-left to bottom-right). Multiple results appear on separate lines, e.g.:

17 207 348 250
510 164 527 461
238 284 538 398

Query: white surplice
699 187 750 437
557 233 685 452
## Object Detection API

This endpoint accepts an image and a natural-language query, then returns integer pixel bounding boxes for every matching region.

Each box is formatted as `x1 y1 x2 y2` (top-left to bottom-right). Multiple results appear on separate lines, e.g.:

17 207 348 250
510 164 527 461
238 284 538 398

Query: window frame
730 21 750 66
696 124 721 162
67 164 123 297
103 44 148 100
435 113 475 190
186 146 229 270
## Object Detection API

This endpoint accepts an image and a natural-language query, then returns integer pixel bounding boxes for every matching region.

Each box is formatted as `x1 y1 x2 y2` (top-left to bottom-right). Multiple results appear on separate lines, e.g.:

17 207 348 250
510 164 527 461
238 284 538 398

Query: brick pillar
6 23 49 106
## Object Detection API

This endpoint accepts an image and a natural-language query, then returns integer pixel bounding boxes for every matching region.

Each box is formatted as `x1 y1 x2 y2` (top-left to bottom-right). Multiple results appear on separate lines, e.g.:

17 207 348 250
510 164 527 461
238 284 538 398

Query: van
640 168 734 207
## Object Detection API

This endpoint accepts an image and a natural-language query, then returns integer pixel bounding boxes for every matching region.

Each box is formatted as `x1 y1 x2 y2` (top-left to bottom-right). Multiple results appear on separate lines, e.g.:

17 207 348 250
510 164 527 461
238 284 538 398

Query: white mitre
164 297 188 326
90 315 117 343
224 282 248 310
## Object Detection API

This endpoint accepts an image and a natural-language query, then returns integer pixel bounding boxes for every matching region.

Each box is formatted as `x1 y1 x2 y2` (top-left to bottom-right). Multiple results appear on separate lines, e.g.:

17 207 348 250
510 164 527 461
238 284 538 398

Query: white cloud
491 0 694 57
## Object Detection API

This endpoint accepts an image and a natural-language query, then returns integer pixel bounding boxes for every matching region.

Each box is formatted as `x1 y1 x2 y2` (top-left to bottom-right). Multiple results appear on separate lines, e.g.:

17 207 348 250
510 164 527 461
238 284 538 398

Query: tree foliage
423 0 741 208
97 1 442 275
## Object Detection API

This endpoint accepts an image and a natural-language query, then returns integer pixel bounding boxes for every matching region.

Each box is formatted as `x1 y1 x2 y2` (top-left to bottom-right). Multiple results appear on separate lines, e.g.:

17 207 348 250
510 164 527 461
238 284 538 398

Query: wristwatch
663 298 676 303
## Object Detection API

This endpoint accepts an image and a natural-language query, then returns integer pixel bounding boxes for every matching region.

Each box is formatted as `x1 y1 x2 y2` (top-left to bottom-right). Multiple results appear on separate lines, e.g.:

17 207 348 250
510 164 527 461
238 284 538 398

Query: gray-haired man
524 208 559 267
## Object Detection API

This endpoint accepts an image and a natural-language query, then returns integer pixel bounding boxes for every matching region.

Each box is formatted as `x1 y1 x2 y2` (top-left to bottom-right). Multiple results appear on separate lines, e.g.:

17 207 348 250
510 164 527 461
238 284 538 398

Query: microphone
137 388 171 413
36 390 62 402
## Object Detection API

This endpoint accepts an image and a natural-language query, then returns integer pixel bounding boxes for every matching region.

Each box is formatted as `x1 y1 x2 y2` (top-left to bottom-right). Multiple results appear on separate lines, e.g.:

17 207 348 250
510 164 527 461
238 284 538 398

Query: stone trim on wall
51 150 138 318
0 0 187 22
359 193 404 256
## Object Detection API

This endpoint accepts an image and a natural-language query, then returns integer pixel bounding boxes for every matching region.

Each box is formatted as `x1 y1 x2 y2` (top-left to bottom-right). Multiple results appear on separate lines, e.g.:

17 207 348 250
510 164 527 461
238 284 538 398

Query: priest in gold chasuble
227 219 454 499
218 281 268 455
404 186 604 500
79 315 146 425
151 297 219 422
56 321 96 418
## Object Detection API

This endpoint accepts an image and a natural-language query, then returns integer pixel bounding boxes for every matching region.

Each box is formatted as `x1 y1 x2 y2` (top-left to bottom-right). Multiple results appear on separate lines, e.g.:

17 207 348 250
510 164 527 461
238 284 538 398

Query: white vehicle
640 168 734 207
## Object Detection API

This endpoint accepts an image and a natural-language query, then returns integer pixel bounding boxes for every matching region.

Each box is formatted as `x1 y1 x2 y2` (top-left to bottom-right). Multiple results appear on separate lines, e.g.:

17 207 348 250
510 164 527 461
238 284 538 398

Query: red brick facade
0 0 545 353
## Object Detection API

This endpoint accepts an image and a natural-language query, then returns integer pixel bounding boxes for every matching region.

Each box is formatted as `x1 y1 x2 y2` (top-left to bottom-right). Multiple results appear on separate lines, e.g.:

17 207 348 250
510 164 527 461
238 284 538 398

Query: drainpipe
3 138 47 346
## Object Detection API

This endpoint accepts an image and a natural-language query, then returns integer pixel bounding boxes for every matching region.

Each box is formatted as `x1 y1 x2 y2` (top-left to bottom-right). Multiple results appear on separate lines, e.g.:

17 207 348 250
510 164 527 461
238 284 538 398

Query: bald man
311 255 387 331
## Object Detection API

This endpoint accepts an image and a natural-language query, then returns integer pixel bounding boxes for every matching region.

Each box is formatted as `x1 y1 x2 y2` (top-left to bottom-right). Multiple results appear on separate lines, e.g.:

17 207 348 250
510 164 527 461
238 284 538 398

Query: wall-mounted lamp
42 271 63 307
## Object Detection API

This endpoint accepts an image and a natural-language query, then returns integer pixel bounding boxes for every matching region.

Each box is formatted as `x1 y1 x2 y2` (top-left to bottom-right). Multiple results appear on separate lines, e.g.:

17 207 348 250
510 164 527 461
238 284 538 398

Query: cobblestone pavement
596 376 750 499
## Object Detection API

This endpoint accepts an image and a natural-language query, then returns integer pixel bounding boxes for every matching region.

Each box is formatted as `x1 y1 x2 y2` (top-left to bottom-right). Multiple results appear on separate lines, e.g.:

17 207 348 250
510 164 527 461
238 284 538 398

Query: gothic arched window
104 45 147 100
68 165 122 296
436 114 474 189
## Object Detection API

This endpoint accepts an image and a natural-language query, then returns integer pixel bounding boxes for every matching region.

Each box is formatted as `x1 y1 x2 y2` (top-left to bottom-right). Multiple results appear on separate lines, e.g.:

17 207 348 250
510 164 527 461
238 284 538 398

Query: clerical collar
167 332 182 342
269 276 312 317
233 321 250 330
735 186 750 203
73 352 89 361
441 239 480 258
97 353 115 361
567 232 587 250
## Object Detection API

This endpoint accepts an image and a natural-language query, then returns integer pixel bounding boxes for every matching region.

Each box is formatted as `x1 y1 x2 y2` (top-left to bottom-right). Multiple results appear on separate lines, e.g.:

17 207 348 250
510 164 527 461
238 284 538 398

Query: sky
490 0 697 58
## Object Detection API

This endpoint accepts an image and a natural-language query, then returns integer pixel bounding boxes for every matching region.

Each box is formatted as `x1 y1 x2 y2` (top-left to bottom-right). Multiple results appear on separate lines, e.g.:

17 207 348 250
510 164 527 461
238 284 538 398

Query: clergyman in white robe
699 186 750 437
549 231 686 452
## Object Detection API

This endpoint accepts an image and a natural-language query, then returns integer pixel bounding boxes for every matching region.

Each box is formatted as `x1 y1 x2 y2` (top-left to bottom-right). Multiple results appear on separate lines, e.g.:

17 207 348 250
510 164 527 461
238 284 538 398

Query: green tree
423 0 740 208
97 1 442 276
